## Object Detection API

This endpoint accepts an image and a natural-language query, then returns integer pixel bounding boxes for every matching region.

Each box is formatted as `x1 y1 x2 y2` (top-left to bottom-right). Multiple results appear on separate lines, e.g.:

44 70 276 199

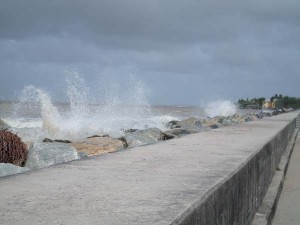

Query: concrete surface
273 133 300 225
0 112 298 225
251 130 298 225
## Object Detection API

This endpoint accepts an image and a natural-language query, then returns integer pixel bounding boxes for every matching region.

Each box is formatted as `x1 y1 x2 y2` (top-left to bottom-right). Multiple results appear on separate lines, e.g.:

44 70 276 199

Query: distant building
263 99 283 109
263 99 272 109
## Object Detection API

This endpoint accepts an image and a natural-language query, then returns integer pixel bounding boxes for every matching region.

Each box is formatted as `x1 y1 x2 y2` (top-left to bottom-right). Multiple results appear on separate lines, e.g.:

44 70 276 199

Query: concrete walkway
273 133 300 225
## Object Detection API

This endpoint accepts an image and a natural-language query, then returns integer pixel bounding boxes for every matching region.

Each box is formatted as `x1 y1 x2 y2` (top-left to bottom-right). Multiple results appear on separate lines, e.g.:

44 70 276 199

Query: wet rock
165 120 180 129
0 163 31 177
160 132 176 140
209 124 219 129
244 115 257 122
255 112 264 119
230 114 246 124
54 139 72 143
71 137 125 156
164 128 198 138
124 129 139 134
77 151 88 159
218 117 233 126
43 138 53 143
261 111 272 117
87 134 110 138
116 137 129 148
124 128 163 147
25 142 80 169
166 117 202 130
43 138 72 143
272 110 280 116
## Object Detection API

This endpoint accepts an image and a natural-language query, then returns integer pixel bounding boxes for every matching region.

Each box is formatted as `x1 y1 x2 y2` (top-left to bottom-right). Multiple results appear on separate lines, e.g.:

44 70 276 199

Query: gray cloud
0 0 299 105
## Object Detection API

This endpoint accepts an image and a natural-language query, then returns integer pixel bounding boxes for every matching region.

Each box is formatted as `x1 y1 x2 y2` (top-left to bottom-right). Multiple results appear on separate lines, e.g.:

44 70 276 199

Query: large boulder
199 118 221 129
124 128 164 147
261 111 272 117
230 114 246 124
218 117 233 126
244 114 257 122
25 142 80 169
0 163 31 177
71 137 125 156
163 128 198 138
165 117 202 130
0 129 28 166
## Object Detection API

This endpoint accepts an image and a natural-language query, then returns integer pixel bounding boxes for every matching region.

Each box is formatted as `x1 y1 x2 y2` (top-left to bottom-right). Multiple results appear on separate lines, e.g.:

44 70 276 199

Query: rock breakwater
0 109 291 177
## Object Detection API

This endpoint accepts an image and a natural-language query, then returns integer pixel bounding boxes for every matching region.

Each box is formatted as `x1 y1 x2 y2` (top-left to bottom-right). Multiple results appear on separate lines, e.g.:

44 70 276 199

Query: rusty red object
0 129 28 166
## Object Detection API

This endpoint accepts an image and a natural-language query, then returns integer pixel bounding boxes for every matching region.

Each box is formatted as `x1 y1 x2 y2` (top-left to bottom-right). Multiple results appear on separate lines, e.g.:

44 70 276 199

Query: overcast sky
0 0 299 106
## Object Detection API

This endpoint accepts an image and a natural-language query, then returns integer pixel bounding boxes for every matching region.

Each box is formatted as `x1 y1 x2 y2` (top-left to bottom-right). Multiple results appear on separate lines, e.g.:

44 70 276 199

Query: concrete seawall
0 112 299 225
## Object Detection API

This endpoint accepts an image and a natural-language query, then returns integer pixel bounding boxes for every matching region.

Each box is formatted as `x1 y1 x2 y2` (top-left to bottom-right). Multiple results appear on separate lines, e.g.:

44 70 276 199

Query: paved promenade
0 112 298 225
273 133 300 225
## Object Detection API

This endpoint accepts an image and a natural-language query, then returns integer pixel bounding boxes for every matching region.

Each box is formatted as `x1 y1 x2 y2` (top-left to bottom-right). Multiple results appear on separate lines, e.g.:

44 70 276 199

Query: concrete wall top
0 112 299 225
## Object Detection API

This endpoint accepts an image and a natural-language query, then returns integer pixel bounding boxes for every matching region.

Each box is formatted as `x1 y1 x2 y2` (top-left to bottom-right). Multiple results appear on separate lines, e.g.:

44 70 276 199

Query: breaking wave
9 70 177 140
205 100 237 117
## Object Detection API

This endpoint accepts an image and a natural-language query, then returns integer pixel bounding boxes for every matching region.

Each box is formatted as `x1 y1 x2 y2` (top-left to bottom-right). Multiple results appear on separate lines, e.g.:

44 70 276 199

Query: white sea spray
10 71 178 141
205 100 237 117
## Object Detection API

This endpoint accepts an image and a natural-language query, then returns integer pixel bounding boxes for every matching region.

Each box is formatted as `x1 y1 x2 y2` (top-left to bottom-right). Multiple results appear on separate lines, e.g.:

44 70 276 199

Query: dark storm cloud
0 0 299 105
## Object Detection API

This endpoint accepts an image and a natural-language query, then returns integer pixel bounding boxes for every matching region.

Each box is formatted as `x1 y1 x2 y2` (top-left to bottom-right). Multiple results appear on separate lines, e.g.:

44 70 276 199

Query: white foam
205 100 237 117
2 118 43 128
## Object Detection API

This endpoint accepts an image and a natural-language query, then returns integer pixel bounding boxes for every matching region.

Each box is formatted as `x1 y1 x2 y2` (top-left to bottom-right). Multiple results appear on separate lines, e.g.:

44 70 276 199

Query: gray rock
0 163 31 177
160 132 175 140
165 120 180 129
165 117 202 130
164 128 199 138
87 134 110 138
77 151 88 159
43 138 72 143
218 117 233 126
43 138 54 142
54 139 72 143
230 114 246 124
209 124 219 129
116 137 129 148
124 129 139 133
244 116 254 122
124 128 163 147
25 142 80 169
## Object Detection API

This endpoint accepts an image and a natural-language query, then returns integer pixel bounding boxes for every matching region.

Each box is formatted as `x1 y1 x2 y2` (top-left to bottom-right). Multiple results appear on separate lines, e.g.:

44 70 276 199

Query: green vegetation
237 94 300 109
237 97 265 109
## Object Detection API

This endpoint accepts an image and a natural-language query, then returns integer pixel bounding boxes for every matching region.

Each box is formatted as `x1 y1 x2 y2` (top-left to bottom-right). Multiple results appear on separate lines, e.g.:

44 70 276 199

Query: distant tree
237 95 300 109
257 98 265 107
